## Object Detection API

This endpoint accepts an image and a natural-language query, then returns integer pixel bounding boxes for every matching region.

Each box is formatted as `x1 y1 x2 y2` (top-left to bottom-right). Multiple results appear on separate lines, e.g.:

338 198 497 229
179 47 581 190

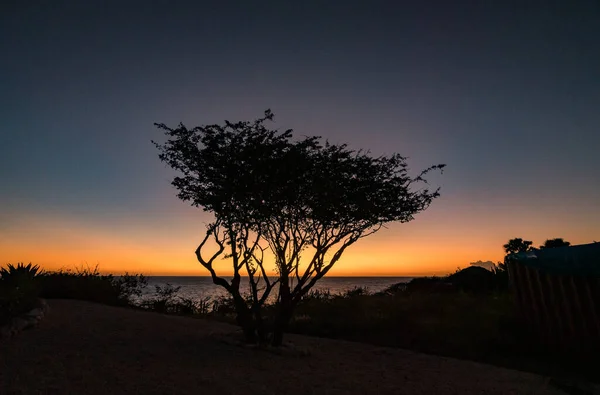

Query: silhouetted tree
153 110 445 346
503 238 533 255
500 238 534 286
540 238 570 249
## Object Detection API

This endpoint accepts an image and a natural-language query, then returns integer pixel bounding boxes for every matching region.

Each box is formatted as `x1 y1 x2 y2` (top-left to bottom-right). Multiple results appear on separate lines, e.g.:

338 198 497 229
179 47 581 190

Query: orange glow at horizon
1 198 598 277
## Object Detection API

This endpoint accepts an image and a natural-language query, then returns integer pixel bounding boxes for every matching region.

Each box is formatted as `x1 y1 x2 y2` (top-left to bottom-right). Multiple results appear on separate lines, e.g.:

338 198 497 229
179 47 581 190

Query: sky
1 1 599 276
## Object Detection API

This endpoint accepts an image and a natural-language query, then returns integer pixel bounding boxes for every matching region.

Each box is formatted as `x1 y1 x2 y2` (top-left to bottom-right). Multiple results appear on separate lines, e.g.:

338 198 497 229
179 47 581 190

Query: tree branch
194 222 231 292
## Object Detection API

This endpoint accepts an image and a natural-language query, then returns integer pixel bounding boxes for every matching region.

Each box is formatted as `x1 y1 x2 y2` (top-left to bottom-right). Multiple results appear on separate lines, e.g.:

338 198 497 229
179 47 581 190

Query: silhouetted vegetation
0 263 42 325
503 236 572 253
37 266 147 306
3 260 595 382
189 276 592 381
138 283 212 315
288 285 596 382
153 110 445 346
291 287 516 357
5 234 592 380
503 238 533 255
540 238 571 249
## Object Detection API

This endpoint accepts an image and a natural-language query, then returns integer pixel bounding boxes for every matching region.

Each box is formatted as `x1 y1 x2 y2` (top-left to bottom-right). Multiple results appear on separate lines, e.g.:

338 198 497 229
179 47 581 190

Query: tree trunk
271 278 293 346
233 295 257 344
271 307 292 347
271 291 295 347
252 306 268 345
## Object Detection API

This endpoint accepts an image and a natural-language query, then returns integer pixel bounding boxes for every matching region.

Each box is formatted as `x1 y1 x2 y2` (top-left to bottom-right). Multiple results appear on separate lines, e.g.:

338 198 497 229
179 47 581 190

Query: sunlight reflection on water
139 276 413 303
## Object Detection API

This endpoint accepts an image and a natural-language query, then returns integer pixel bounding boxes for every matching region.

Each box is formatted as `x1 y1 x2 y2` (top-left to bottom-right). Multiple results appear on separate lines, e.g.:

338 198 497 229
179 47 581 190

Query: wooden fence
507 259 600 355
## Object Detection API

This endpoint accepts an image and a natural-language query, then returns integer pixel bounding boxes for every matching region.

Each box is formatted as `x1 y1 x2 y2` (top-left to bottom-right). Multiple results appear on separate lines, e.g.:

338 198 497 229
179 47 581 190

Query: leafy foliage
540 238 571 249
153 110 445 345
503 238 534 255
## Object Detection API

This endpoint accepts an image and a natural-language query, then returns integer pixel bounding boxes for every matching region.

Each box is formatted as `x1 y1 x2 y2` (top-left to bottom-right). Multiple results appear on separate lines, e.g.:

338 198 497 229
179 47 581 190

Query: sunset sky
1 1 599 276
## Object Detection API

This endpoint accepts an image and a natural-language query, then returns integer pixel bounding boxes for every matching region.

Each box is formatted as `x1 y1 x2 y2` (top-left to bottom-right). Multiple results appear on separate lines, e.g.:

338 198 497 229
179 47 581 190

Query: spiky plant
0 262 41 286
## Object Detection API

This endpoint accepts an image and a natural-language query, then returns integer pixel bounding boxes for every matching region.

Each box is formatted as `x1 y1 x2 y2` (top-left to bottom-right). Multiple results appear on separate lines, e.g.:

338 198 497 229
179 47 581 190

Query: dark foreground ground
0 300 575 395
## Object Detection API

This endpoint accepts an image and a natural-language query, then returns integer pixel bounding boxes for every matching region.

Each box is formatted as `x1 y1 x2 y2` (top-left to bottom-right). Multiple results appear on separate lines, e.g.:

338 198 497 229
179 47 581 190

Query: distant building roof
509 243 600 276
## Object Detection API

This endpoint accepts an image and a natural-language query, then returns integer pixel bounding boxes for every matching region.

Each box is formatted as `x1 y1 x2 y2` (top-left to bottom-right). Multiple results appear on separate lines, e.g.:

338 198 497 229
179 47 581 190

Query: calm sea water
141 276 413 303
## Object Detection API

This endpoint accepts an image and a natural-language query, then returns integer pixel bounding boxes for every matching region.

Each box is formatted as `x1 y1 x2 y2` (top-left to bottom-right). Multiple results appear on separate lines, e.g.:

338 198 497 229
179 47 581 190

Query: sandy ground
0 299 567 395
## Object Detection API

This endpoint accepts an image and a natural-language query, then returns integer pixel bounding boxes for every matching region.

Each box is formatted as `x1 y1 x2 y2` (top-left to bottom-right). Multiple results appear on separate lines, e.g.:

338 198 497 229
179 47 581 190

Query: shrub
0 263 42 325
341 286 370 298
375 282 407 295
0 263 41 287
290 289 518 358
138 283 212 316
300 289 334 302
447 266 497 293
404 276 453 293
210 294 240 317
113 273 148 304
0 285 40 325
38 266 147 306
172 295 212 315
141 283 181 313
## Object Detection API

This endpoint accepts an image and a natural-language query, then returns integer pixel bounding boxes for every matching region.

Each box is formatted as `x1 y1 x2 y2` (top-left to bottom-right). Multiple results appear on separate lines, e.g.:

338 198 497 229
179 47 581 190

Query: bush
290 289 519 358
300 289 334 302
137 283 212 316
210 294 238 316
341 286 370 298
383 267 508 296
140 283 181 313
112 273 149 304
171 295 213 315
375 282 407 295
0 285 40 326
38 266 147 306
447 266 497 294
288 287 597 382
404 276 453 293
0 263 41 286
0 263 42 325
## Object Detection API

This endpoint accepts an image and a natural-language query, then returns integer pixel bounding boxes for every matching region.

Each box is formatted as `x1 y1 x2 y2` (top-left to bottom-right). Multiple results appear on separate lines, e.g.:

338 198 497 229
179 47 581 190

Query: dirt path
0 300 565 395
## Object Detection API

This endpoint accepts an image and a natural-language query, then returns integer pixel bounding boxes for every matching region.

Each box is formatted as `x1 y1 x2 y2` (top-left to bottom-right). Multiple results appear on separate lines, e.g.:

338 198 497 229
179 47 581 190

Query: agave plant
0 262 41 286
0 263 42 324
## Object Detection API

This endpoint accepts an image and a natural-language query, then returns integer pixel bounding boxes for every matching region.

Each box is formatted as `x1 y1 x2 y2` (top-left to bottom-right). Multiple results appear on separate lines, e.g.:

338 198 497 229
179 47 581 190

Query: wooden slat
543 273 567 351
513 263 534 330
532 268 551 344
523 266 543 337
556 275 576 340
583 280 600 337
569 276 590 343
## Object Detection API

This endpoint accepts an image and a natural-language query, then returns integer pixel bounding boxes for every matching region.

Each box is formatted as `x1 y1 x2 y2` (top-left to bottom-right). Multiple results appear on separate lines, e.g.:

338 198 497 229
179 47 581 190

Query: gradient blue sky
1 1 599 275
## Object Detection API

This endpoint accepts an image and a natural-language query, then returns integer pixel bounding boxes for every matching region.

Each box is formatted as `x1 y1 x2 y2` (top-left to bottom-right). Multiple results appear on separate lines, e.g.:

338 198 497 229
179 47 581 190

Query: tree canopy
153 110 445 345
503 238 534 255
540 238 571 249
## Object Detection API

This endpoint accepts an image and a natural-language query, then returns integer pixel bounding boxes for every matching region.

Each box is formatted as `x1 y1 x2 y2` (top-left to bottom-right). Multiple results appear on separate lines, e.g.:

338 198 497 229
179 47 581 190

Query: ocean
141 276 413 303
